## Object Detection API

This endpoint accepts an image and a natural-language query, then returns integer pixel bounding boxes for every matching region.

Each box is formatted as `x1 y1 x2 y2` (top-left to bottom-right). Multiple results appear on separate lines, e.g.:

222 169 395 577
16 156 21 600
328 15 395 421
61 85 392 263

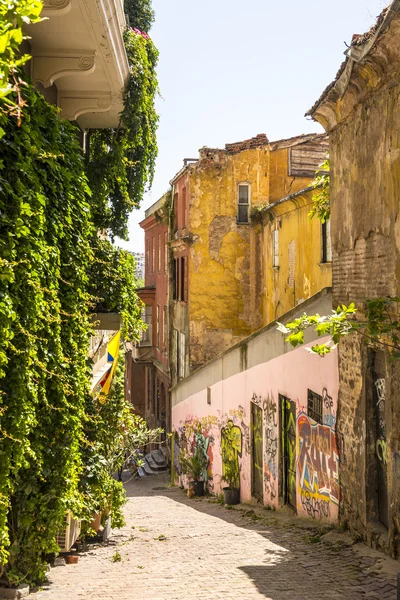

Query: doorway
280 394 297 510
251 402 263 501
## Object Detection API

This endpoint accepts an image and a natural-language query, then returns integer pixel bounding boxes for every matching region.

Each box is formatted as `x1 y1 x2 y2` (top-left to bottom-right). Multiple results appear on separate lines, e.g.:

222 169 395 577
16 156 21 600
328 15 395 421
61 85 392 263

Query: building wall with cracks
309 1 400 558
184 134 327 371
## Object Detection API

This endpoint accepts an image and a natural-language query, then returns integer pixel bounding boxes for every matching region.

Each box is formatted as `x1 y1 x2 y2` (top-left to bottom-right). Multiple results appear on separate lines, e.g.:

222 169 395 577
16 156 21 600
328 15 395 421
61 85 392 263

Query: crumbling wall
330 76 400 557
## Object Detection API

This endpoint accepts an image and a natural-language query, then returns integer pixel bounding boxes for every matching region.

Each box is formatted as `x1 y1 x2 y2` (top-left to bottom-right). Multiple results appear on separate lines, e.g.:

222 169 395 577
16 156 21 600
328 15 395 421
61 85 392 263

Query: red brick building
126 194 171 438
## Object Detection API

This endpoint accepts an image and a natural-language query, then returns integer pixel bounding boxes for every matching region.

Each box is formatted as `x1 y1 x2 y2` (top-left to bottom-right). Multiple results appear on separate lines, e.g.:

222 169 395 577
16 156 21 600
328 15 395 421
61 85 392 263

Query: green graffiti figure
221 420 242 485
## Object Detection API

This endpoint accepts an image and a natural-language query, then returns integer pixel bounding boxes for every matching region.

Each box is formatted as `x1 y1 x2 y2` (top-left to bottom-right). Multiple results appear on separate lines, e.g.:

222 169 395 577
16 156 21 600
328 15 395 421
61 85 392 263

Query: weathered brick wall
330 76 400 557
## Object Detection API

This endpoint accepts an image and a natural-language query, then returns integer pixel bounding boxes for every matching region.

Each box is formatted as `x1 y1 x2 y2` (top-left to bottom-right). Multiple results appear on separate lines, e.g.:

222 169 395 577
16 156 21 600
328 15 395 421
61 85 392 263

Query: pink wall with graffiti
172 338 340 523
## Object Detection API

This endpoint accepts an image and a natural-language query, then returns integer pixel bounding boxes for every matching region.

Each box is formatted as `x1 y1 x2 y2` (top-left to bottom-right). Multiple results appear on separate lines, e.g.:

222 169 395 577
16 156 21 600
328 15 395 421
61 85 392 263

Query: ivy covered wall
0 0 158 585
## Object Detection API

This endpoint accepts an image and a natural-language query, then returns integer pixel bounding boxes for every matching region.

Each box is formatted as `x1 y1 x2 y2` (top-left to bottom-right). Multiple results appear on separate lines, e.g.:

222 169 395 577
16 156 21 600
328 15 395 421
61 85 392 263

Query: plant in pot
179 448 206 497
222 457 240 505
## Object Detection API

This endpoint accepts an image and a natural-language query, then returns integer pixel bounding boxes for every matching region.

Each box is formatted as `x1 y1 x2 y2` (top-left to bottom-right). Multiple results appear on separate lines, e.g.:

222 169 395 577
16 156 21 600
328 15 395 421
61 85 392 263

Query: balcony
26 0 129 128
132 304 154 361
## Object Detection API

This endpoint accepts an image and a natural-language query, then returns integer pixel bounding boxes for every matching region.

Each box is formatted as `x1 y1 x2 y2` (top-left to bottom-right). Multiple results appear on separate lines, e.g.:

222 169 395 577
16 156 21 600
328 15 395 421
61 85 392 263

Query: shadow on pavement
123 472 397 600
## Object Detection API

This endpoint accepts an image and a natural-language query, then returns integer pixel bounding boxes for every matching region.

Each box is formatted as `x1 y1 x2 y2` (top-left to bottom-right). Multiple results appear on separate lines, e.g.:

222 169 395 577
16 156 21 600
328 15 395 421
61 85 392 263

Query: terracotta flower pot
66 555 79 564
90 511 102 533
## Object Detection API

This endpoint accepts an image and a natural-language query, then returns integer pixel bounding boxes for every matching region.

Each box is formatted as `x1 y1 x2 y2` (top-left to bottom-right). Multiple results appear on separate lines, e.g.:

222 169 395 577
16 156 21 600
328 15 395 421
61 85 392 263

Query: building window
179 331 186 379
307 389 323 424
152 237 155 273
164 232 168 272
180 257 185 301
174 192 178 231
163 305 168 352
156 305 160 348
173 329 178 378
146 239 150 273
173 258 178 300
140 304 153 346
272 228 279 267
237 183 250 224
321 219 332 263
158 234 161 271
182 186 187 227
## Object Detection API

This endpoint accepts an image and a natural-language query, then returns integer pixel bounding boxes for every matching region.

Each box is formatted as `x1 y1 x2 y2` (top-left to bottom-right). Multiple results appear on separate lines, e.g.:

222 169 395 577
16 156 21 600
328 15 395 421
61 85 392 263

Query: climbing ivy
124 0 155 32
0 0 158 586
88 237 143 341
86 28 159 240
82 349 162 532
309 157 330 223
0 83 92 584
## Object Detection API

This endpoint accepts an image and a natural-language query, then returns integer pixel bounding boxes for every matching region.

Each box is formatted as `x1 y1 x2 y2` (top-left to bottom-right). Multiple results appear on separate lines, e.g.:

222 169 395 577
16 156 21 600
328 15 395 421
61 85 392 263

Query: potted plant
222 457 240 505
179 448 206 496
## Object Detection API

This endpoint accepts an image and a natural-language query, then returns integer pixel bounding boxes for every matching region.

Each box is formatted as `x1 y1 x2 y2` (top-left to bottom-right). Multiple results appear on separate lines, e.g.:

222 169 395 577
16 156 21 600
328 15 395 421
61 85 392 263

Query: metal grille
307 389 323 424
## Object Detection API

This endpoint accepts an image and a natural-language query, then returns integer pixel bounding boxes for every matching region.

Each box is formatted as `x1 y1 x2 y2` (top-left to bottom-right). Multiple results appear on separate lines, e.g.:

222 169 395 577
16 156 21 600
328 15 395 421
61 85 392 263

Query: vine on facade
309 156 330 223
86 27 159 240
0 0 159 586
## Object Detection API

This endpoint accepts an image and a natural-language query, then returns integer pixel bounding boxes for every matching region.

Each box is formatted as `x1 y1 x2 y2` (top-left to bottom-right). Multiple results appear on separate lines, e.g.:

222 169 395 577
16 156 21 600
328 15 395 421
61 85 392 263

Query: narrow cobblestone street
31 475 398 600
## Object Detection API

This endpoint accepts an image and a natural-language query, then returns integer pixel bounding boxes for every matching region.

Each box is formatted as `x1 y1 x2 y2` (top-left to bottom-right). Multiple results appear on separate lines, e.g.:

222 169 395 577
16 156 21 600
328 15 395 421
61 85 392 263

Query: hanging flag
96 330 121 402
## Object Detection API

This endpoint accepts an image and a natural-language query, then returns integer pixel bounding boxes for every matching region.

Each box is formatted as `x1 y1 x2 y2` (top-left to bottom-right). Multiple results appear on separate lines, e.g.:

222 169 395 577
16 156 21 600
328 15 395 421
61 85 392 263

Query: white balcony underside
27 0 129 128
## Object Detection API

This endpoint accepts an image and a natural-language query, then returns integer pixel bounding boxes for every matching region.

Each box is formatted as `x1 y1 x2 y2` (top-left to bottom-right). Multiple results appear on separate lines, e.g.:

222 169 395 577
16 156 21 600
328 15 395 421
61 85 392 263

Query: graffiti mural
281 395 297 509
263 395 278 501
297 412 339 518
174 416 216 484
221 420 242 484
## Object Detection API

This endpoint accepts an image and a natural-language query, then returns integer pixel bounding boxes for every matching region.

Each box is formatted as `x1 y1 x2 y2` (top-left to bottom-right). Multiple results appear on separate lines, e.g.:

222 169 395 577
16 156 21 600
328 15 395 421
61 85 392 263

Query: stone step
145 455 167 473
151 449 167 466
159 446 169 461
143 462 154 476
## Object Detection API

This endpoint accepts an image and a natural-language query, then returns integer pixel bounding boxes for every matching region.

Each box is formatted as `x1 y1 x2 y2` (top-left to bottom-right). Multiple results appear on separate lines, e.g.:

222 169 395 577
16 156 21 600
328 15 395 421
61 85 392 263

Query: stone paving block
30 475 398 600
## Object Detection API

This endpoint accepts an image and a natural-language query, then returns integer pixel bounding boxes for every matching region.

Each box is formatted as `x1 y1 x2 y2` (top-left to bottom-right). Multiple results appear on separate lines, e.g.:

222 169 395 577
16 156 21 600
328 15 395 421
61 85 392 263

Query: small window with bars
237 184 250 224
307 389 323 424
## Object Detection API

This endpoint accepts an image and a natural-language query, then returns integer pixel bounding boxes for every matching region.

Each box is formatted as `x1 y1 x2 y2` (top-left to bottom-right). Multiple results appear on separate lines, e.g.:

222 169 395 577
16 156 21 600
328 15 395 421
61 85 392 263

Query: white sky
116 0 388 252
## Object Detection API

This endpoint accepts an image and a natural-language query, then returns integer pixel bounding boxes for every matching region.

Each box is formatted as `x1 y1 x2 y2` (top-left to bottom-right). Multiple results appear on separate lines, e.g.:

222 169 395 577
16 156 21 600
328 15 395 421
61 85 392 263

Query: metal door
251 402 263 501
280 395 297 510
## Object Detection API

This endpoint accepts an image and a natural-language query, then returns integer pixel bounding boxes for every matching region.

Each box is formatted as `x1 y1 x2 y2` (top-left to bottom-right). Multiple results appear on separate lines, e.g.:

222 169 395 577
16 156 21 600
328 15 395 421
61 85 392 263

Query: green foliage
86 28 159 240
0 0 42 129
82 350 162 531
124 0 155 32
309 157 330 223
0 0 158 585
0 82 92 584
179 447 207 482
222 457 240 490
88 238 143 341
278 297 400 358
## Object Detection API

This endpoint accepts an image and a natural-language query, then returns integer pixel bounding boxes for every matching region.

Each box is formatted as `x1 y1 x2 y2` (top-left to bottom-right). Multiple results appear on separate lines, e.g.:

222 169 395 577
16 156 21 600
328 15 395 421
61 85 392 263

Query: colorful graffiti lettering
221 420 242 484
300 490 330 520
297 413 340 513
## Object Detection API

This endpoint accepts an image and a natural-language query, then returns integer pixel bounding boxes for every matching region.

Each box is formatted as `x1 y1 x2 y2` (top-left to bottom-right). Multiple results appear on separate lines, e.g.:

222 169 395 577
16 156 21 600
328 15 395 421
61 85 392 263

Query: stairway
138 447 169 477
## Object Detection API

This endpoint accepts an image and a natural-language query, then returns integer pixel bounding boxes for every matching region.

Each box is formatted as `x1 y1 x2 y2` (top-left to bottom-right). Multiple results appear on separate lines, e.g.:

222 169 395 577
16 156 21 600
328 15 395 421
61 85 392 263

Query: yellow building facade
171 132 331 372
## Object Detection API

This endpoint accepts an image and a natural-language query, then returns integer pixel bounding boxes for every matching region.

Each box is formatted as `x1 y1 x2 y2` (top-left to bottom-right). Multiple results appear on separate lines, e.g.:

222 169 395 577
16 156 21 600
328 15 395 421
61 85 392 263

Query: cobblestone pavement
31 474 398 600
